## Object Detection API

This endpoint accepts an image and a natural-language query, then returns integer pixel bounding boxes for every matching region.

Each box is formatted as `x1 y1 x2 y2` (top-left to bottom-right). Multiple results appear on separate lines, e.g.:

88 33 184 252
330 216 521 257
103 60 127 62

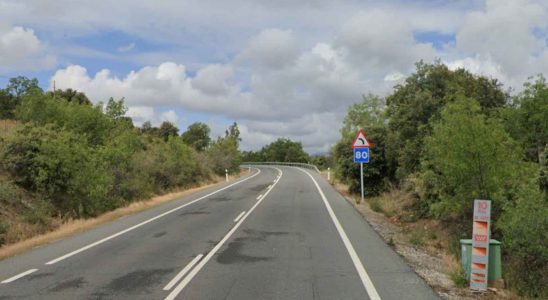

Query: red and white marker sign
470 199 491 291
352 129 372 148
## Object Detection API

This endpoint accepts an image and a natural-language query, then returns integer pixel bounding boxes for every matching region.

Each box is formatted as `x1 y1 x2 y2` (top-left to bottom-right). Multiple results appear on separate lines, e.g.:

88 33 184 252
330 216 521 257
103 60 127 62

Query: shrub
2 124 113 217
498 185 548 298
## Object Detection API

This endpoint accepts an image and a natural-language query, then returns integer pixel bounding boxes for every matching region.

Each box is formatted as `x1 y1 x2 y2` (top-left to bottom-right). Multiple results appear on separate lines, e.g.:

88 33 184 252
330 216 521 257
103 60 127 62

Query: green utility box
460 239 502 284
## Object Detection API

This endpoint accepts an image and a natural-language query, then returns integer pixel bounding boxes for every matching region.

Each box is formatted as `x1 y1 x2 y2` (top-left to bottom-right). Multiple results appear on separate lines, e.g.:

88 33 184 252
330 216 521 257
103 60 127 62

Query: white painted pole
360 162 364 202
327 167 331 181
225 169 228 182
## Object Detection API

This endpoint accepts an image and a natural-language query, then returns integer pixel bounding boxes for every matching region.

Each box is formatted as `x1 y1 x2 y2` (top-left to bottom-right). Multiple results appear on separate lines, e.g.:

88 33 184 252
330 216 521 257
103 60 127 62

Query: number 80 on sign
353 148 370 163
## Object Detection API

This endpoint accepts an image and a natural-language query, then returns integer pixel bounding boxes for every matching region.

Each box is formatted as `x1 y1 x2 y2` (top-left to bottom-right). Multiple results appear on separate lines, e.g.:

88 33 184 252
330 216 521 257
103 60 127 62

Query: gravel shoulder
325 177 517 300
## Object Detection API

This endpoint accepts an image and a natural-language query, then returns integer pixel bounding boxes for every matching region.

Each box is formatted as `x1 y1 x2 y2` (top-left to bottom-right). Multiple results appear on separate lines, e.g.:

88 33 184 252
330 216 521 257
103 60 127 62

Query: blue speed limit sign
353 148 370 163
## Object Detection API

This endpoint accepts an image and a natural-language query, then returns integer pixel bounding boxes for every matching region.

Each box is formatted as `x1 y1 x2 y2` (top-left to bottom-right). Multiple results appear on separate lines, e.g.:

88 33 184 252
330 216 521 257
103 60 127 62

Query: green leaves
385 62 508 179
421 97 521 218
243 138 309 164
181 122 211 151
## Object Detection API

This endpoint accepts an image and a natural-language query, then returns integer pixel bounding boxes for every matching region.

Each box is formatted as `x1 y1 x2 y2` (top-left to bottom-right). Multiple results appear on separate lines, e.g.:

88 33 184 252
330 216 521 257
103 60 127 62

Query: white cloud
191 64 234 96
0 23 55 71
16 0 548 153
236 28 299 70
335 10 436 69
160 110 178 124
447 0 548 87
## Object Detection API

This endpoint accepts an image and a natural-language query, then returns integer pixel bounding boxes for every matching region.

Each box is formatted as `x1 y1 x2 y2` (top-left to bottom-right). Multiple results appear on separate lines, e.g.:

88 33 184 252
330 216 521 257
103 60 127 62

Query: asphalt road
0 166 439 300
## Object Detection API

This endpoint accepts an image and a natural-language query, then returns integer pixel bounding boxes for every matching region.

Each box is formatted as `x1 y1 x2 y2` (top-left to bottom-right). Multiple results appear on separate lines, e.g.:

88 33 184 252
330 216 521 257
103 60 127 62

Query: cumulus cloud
0 23 55 71
336 10 436 69
32 0 548 153
445 0 548 87
237 28 299 69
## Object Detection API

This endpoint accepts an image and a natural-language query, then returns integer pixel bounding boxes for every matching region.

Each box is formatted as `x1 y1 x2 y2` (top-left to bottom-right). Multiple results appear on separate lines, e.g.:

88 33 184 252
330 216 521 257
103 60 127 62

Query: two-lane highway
0 166 439 299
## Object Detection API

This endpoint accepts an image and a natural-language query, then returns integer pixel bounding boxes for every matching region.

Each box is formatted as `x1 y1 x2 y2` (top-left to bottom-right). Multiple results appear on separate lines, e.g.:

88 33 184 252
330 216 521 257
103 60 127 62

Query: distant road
0 166 439 299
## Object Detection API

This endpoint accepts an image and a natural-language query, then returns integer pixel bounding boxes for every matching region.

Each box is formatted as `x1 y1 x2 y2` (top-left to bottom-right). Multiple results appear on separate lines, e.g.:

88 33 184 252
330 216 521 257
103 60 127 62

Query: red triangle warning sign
352 129 372 148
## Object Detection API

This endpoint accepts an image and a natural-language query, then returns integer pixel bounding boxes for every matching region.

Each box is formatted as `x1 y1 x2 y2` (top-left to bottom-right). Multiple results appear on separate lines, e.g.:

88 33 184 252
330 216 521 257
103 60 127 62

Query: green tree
48 88 92 105
16 90 113 146
140 121 159 136
0 89 16 119
6 76 41 98
225 122 241 142
503 75 548 163
420 97 524 221
181 122 211 151
158 121 179 141
260 138 309 163
333 94 390 195
386 62 508 180
104 97 128 120
208 136 241 174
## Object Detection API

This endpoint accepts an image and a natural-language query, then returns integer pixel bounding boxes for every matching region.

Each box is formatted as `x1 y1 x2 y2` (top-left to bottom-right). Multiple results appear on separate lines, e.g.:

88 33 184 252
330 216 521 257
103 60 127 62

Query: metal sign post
470 199 491 291
352 130 372 203
360 163 364 202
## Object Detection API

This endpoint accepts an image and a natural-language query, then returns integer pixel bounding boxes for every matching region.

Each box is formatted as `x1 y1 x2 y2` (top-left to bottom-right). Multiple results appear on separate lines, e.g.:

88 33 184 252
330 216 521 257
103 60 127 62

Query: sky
1 0 548 153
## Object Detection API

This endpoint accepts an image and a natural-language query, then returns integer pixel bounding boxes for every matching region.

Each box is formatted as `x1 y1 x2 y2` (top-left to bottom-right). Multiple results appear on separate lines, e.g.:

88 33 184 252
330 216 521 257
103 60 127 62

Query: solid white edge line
256 194 263 200
233 211 246 223
1 269 38 284
165 167 283 300
163 254 204 291
296 167 382 300
45 169 262 265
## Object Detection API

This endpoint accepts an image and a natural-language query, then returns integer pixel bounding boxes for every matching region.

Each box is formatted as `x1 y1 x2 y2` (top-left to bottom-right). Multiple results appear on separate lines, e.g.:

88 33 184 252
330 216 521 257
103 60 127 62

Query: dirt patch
0 170 248 261
327 177 517 300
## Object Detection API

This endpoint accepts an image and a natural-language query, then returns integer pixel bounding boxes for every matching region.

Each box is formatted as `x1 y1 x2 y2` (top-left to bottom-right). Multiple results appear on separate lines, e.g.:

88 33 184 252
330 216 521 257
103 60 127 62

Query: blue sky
1 0 548 153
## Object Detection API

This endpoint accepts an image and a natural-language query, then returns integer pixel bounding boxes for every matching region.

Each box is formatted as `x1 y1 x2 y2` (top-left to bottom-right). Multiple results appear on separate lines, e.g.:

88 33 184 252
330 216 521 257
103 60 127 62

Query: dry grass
0 171 245 261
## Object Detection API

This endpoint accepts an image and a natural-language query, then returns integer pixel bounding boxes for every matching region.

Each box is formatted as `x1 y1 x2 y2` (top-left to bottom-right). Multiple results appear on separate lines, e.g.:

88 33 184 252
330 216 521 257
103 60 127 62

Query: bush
0 221 9 245
2 124 113 217
0 180 19 204
498 186 548 298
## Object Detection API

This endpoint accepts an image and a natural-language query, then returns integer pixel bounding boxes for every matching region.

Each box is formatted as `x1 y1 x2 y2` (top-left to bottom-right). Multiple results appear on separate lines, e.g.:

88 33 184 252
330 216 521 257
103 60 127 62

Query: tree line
332 62 547 297
0 77 241 244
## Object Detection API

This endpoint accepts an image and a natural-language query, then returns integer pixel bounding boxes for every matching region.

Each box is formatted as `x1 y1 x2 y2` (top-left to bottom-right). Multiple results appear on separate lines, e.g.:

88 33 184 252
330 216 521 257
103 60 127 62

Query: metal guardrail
241 162 320 174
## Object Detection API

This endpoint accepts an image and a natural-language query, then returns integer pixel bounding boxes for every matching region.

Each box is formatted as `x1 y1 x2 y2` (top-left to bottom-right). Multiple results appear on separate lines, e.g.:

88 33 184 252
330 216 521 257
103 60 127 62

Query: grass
450 266 469 288
370 200 383 213
409 230 425 247
427 230 438 240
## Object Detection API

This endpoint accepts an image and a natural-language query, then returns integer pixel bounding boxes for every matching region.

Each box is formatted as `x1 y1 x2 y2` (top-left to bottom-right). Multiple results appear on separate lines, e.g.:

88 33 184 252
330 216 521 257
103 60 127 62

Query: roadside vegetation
242 138 310 163
332 62 547 298
0 77 242 248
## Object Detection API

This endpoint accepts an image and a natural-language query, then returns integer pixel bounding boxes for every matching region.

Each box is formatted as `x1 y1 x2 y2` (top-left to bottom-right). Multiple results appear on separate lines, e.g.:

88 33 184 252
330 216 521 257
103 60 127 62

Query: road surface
0 166 439 299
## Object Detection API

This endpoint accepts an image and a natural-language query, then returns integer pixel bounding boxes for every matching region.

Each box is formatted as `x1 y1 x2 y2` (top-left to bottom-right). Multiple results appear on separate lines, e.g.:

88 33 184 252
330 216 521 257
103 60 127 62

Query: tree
208 136 241 174
0 89 16 119
225 122 241 142
158 121 179 141
104 97 127 120
420 97 524 221
333 94 390 195
385 62 508 180
260 138 309 163
48 88 92 105
6 76 41 98
181 122 211 151
503 75 548 163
